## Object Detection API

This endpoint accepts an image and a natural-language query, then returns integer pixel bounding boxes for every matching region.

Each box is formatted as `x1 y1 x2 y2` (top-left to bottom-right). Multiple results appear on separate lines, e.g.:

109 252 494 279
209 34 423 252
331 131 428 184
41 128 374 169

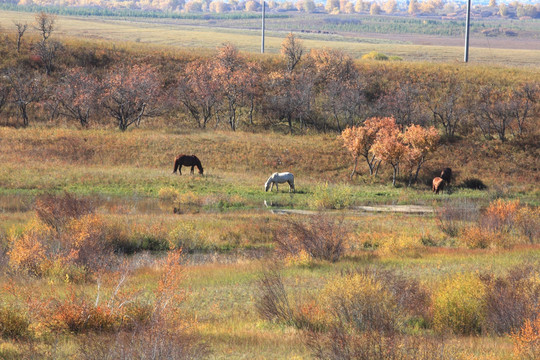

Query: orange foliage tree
341 117 397 179
370 117 409 186
402 124 439 185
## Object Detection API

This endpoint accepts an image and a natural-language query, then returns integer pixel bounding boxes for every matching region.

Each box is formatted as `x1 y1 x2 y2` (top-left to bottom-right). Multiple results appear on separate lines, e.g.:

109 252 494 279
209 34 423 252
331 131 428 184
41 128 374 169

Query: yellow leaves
432 273 487 335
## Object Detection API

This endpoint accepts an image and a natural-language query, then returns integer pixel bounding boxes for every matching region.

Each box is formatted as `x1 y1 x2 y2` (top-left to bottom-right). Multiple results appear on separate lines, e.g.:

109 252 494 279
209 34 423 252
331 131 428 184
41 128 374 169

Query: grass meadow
0 127 538 359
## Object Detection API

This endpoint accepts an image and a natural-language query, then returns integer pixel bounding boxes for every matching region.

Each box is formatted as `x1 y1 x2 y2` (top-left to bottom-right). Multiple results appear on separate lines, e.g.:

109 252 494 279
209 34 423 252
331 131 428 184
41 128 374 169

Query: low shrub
274 215 349 262
320 272 400 333
362 51 389 61
433 273 486 335
377 235 425 258
0 342 20 360
168 222 210 253
309 183 354 210
482 266 540 335
35 192 94 232
0 304 30 339
515 206 540 244
460 178 487 190
511 317 540 360
307 329 449 360
158 187 180 201
460 225 511 249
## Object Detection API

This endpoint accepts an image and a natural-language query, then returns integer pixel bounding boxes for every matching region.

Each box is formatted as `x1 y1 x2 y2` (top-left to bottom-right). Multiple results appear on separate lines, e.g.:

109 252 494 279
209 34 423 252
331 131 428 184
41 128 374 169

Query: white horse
265 172 295 193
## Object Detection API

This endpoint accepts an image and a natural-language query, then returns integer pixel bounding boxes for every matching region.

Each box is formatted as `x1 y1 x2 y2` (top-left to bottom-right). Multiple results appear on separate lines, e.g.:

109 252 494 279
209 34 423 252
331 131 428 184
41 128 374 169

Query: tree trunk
350 157 358 180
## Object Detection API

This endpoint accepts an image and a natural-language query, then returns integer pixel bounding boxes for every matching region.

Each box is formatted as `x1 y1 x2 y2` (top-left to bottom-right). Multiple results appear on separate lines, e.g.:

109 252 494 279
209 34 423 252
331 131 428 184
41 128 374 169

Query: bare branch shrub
35 192 94 232
482 266 540 335
274 215 348 262
307 327 449 360
255 267 294 325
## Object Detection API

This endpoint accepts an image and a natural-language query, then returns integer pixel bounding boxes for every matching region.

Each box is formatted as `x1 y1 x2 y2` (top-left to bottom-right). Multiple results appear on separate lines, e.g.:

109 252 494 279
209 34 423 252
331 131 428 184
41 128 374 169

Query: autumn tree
34 12 55 42
101 64 161 131
370 2 381 14
383 0 397 14
4 68 43 127
243 61 263 125
0 74 9 115
326 0 340 12
408 0 418 14
177 59 222 128
214 43 247 131
264 69 315 133
371 117 408 186
32 12 62 75
377 81 428 129
423 72 468 138
402 124 439 185
14 22 28 53
472 84 537 142
281 33 304 73
57 68 100 127
33 40 63 76
310 48 362 131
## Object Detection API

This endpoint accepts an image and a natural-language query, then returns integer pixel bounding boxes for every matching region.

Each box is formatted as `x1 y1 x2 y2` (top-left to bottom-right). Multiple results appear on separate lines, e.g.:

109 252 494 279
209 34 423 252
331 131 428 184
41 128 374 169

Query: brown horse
173 154 203 175
440 168 452 184
432 177 445 194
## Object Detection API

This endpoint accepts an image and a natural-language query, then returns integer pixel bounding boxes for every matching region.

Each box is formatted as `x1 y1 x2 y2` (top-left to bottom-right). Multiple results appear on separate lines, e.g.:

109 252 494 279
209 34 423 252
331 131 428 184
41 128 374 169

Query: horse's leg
289 180 295 193
276 183 279 192
179 165 182 175
191 165 195 174
270 182 274 192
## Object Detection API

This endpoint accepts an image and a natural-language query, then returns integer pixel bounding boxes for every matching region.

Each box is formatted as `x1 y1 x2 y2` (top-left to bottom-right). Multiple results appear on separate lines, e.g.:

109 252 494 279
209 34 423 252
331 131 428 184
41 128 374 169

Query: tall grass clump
274 215 349 263
255 268 295 326
435 199 479 237
0 304 30 339
433 273 486 335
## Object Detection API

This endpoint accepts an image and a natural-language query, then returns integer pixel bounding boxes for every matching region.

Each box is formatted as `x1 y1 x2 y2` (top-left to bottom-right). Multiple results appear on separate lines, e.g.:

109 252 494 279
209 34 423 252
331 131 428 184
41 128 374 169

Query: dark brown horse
440 168 452 184
432 177 445 194
173 155 203 175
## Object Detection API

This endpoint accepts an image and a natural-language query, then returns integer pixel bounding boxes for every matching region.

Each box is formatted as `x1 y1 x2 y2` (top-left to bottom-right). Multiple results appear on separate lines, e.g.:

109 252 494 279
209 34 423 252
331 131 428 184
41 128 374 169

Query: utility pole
464 0 471 62
261 1 265 54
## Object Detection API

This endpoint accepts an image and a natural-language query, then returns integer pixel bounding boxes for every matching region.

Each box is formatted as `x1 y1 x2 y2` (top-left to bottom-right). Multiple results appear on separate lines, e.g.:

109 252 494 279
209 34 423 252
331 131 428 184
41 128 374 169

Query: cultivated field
1 10 540 66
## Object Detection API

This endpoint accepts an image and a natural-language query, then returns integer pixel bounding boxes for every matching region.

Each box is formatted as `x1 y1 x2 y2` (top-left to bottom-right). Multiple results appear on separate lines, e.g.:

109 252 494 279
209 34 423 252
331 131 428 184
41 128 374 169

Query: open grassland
1 10 540 66
0 127 538 203
0 127 538 358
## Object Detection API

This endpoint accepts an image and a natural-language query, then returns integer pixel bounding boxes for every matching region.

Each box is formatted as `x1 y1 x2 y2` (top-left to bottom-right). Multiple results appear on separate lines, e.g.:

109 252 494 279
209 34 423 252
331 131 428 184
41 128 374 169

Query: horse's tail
173 158 180 173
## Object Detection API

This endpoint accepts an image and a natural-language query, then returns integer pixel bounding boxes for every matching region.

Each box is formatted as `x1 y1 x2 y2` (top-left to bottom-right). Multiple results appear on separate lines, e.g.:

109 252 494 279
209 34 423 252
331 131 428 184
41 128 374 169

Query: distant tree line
1 0 539 19
0 13 538 142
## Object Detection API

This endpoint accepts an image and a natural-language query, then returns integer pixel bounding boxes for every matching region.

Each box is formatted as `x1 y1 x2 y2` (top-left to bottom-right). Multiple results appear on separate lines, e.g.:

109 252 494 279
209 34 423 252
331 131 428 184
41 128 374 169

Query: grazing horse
265 172 295 193
440 168 452 184
173 154 203 175
432 177 446 194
